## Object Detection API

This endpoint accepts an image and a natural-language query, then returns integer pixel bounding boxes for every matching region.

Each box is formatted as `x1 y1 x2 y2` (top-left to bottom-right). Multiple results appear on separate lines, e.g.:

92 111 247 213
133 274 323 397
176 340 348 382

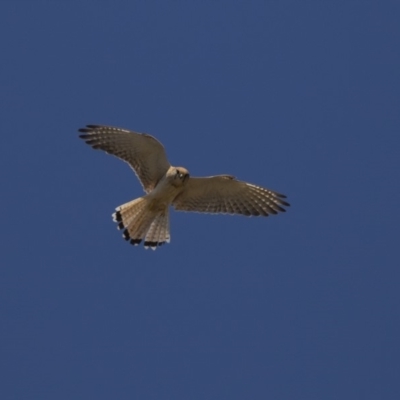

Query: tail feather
144 213 170 249
112 198 170 250
112 198 146 229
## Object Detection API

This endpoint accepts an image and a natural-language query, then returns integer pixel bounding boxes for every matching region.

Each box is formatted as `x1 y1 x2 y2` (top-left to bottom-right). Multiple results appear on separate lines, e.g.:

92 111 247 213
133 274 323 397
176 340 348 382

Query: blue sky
1 2 399 399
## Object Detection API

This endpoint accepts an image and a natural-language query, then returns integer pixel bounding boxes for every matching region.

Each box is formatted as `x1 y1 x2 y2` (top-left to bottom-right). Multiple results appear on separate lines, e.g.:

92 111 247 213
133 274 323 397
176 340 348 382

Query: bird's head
168 166 190 186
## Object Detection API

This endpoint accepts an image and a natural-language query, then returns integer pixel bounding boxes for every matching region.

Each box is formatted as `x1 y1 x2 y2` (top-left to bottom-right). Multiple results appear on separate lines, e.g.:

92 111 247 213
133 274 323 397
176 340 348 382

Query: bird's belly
146 182 182 212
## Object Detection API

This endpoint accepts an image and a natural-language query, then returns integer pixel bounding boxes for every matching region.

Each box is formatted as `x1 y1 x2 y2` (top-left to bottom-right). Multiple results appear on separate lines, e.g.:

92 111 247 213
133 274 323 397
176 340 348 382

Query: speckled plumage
79 124 290 249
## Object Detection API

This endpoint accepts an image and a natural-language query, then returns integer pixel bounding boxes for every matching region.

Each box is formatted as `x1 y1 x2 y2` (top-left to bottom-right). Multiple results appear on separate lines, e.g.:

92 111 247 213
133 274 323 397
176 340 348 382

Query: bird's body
79 125 290 249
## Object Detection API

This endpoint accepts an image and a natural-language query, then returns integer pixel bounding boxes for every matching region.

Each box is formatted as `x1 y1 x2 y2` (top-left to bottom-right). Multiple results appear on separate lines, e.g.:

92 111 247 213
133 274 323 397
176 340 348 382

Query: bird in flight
79 125 290 250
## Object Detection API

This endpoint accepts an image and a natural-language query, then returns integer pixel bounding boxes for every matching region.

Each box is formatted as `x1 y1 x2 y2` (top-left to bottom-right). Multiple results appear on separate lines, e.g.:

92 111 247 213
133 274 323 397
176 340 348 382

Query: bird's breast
147 178 184 209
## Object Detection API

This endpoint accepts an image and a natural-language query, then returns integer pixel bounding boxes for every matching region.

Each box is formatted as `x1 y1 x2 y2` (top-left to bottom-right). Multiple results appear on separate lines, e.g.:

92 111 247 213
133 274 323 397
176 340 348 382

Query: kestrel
79 125 290 250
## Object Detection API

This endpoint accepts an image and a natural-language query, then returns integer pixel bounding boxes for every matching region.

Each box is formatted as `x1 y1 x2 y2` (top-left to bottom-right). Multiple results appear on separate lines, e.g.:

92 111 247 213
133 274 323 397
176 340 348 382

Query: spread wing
79 125 170 192
173 175 290 216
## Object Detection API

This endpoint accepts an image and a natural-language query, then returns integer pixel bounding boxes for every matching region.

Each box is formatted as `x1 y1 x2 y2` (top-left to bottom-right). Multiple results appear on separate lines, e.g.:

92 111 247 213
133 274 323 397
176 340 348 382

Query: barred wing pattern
79 125 170 192
173 175 290 216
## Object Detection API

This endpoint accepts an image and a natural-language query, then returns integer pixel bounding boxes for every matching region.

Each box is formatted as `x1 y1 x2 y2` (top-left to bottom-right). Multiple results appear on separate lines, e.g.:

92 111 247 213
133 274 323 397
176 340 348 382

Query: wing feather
173 175 289 216
79 125 170 192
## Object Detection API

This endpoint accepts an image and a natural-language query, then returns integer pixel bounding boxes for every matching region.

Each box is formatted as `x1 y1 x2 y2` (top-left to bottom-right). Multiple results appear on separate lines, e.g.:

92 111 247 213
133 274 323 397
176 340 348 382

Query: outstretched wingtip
78 124 102 133
280 199 290 207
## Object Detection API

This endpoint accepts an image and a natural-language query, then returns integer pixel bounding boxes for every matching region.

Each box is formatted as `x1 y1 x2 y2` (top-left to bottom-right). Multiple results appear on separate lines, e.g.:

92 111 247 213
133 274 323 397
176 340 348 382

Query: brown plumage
79 124 290 249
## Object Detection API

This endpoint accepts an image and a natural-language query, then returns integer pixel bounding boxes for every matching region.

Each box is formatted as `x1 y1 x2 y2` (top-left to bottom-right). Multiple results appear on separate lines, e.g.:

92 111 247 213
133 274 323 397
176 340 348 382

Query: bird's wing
79 125 170 192
173 175 290 216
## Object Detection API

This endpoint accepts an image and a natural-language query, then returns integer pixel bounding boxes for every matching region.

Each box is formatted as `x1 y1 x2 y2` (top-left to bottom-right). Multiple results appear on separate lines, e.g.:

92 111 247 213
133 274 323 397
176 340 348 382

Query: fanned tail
112 198 170 250
144 213 170 248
